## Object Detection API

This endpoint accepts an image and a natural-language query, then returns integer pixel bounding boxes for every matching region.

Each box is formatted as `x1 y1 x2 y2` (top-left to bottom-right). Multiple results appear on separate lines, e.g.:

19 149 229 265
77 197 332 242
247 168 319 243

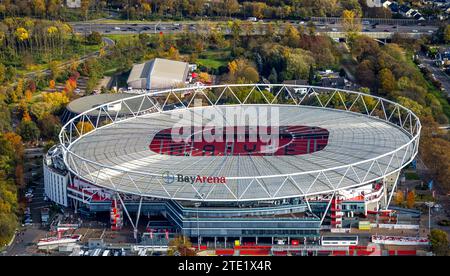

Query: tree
308 65 315 85
342 9 361 37
227 59 260 84
38 114 61 140
32 0 46 17
406 191 415 208
0 63 5 84
395 190 404 205
283 23 300 48
15 164 25 188
49 79 56 89
42 91 69 113
167 46 180 60
86 31 102 45
168 235 196 256
3 132 24 162
49 60 61 80
81 0 91 18
198 72 211 84
17 120 40 142
356 59 376 90
444 25 450 44
223 0 239 17
268 67 278 83
284 49 315 80
76 121 94 135
378 68 396 95
429 229 449 256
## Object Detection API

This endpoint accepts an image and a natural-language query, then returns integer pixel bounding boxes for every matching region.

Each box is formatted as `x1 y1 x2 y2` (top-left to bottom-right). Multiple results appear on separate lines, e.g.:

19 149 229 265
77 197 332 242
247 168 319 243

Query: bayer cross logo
162 171 175 184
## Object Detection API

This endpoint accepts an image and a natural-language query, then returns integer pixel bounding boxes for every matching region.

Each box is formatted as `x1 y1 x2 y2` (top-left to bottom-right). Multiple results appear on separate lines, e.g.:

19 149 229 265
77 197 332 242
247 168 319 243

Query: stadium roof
126 58 189 90
66 104 415 201
65 93 155 117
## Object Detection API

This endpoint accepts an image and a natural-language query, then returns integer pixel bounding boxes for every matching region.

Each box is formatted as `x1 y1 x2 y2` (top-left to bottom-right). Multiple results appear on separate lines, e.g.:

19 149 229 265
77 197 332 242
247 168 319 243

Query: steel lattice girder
59 84 421 202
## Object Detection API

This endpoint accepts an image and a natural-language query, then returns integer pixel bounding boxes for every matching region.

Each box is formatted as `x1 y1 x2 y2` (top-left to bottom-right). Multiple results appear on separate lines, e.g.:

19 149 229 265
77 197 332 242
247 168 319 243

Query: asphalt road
70 21 439 36
417 51 450 97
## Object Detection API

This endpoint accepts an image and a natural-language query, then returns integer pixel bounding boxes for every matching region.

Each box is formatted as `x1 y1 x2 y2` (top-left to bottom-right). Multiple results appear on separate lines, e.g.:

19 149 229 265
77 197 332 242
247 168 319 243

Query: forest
0 14 450 245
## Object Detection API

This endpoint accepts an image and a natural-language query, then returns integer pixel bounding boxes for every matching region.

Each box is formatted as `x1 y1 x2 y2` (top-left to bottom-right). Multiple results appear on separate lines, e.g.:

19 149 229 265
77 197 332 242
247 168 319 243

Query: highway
70 20 439 36
417 51 450 97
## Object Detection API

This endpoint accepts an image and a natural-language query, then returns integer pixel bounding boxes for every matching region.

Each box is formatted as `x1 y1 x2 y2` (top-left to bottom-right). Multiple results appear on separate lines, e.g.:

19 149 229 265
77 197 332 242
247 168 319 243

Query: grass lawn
197 58 228 69
197 49 231 70
104 34 138 42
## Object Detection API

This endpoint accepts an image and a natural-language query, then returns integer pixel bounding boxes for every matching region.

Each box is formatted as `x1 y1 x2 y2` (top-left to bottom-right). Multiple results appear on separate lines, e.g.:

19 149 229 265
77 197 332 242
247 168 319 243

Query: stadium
44 84 421 246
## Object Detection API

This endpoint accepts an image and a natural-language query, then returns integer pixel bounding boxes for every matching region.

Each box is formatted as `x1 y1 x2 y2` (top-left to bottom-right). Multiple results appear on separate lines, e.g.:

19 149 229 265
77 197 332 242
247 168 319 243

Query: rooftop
127 58 190 90
66 104 414 201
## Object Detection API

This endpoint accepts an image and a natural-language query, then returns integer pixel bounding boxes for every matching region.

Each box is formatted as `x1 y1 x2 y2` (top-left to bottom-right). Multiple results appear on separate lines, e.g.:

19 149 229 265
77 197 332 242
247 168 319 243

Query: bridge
324 31 426 40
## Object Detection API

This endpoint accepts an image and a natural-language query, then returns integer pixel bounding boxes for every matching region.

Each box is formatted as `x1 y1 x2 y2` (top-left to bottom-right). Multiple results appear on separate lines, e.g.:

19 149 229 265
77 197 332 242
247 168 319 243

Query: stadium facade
44 84 420 244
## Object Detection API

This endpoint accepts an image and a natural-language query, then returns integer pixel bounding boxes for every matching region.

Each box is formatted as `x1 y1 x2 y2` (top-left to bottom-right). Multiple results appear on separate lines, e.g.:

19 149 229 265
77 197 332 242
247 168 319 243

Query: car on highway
412 29 418 33
428 30 434 33
331 28 338 32
114 26 120 30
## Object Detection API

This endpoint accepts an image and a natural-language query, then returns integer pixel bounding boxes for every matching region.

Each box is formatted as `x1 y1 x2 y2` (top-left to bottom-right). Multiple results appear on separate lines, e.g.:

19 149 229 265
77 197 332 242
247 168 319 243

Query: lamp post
425 202 434 233
194 202 201 250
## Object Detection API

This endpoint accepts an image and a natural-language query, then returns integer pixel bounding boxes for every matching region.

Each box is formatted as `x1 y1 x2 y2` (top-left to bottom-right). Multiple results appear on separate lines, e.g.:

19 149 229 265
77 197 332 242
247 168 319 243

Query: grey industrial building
126 58 190 90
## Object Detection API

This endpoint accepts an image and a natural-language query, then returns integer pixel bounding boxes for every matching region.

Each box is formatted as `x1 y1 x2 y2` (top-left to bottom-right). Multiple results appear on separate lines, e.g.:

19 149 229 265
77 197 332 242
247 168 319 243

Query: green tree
308 65 315 85
284 49 315 80
17 120 40 142
378 68 396 95
268 67 278 83
0 63 5 84
49 60 62 81
223 0 239 17
444 25 450 44
283 23 300 48
38 114 61 140
86 31 102 45
429 229 449 256
342 9 361 39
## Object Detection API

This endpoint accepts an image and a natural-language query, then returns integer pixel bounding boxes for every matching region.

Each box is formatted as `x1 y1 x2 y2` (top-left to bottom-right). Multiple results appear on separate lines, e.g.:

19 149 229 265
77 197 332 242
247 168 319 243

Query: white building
43 145 69 207
127 58 190 90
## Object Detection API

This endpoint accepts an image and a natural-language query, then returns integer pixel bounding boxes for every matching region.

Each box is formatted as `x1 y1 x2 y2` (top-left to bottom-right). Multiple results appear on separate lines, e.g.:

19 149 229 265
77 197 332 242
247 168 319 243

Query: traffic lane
418 53 450 96
73 23 438 35
5 227 48 256
71 21 439 30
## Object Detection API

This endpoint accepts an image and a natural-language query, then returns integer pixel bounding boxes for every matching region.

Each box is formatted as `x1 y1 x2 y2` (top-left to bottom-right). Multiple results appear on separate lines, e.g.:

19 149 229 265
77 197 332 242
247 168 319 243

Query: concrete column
255 236 258 245
271 237 274 244
287 237 290 245
224 237 227 248
214 237 217 248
